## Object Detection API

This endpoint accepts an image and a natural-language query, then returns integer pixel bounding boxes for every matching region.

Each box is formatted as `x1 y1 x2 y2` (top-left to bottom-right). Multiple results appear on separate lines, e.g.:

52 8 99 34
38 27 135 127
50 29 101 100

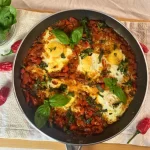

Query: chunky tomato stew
21 17 137 135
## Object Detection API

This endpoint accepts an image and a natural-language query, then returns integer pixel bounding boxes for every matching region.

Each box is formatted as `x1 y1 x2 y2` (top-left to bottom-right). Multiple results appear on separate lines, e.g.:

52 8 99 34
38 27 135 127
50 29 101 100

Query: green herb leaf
34 103 50 128
40 81 47 88
86 118 92 124
52 29 70 44
117 59 128 74
1 49 13 56
66 108 75 124
98 49 104 63
86 96 95 105
99 93 104 98
61 53 66 58
80 48 93 59
9 5 17 23
33 79 40 91
81 37 92 43
70 42 75 48
69 115 75 124
0 6 17 29
68 91 75 97
0 27 9 41
44 100 50 105
97 21 108 28
58 84 67 92
100 69 111 76
96 84 104 92
104 78 127 103
101 109 108 112
104 78 117 89
123 79 132 86
113 102 121 107
114 53 117 56
113 86 127 103
71 26 83 44
39 61 48 69
0 0 11 6
49 94 70 107
81 17 92 43
81 17 88 27
49 47 56 51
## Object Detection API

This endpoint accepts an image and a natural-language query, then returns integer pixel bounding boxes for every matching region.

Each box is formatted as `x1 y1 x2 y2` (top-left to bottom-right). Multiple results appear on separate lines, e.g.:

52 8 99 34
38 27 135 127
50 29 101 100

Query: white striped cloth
0 9 150 147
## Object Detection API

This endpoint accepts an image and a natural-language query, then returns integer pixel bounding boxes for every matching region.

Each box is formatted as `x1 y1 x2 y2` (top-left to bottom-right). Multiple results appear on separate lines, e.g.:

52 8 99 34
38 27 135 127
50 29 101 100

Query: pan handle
66 144 81 150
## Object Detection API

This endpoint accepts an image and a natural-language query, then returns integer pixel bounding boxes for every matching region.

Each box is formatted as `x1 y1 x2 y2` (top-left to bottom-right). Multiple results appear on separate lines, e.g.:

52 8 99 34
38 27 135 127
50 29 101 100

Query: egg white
97 91 125 124
42 31 72 73
104 49 126 83
109 65 124 83
77 53 103 78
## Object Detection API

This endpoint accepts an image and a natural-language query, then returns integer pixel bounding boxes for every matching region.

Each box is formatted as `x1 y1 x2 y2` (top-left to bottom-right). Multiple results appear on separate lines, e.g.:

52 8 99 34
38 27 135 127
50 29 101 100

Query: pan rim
12 8 149 145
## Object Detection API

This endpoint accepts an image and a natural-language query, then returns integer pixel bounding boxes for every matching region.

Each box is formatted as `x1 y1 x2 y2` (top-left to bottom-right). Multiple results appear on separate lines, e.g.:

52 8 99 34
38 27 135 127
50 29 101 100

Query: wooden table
0 138 150 150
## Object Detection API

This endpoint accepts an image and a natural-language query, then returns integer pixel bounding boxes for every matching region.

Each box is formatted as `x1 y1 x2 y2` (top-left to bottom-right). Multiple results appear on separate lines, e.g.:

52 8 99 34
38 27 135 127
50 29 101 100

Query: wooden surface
0 8 149 150
0 138 149 150
17 8 150 22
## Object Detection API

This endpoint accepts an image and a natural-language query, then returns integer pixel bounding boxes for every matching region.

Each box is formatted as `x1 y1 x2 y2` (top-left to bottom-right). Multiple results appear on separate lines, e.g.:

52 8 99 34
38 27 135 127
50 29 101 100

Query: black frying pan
13 9 148 150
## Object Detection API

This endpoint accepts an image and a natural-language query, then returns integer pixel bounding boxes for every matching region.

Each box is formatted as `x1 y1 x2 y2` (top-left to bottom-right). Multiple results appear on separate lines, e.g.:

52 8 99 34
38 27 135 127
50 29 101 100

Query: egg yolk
107 49 123 65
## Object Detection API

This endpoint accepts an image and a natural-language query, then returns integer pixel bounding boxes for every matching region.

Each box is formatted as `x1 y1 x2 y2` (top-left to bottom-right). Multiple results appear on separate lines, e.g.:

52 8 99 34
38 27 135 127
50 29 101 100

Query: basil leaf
49 94 70 107
52 29 70 44
34 103 50 128
104 78 127 103
0 6 17 29
113 86 127 103
104 78 117 89
0 0 11 6
0 27 9 41
9 5 17 22
44 100 50 105
71 26 83 44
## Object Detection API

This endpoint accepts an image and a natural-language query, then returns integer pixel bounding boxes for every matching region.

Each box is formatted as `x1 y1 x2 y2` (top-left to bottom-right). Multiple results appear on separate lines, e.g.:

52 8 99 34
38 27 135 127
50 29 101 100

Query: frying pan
13 9 148 150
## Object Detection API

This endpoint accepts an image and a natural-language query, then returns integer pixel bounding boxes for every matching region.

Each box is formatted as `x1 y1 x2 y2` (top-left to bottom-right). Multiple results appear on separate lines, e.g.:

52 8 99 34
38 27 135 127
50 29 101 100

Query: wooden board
0 138 149 149
17 8 150 22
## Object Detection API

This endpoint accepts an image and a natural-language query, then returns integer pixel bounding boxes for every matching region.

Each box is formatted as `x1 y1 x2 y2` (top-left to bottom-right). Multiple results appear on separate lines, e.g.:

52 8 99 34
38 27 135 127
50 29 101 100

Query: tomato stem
127 130 140 144
1 50 13 56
